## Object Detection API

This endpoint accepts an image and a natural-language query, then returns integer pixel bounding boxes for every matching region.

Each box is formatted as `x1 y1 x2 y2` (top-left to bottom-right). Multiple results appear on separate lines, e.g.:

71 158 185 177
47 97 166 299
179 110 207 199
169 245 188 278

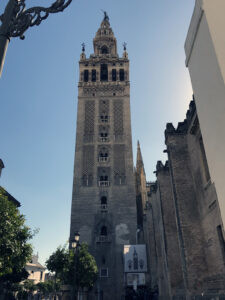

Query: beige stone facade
26 254 46 284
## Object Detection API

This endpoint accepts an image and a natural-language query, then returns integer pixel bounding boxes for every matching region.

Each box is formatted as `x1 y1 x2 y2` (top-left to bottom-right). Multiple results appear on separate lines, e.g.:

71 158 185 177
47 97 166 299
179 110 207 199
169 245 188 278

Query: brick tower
70 13 137 299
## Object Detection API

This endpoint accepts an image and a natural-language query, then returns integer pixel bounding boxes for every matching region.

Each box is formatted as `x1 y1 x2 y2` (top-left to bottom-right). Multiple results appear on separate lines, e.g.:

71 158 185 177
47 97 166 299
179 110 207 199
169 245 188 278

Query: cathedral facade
135 99 225 298
70 14 137 299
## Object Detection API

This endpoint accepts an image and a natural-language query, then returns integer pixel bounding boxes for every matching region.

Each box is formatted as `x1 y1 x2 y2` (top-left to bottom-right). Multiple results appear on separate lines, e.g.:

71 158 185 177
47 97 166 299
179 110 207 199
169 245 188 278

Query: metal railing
98 181 110 187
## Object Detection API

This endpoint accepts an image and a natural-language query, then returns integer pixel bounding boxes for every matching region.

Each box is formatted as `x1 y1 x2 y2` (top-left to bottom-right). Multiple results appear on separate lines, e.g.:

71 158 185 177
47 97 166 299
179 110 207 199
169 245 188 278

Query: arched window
99 126 109 142
101 226 107 236
100 196 107 211
119 69 125 81
92 69 96 82
112 69 117 81
99 147 108 162
101 64 108 81
101 46 109 54
101 196 107 205
84 70 89 82
100 175 108 181
100 115 108 122
82 174 92 187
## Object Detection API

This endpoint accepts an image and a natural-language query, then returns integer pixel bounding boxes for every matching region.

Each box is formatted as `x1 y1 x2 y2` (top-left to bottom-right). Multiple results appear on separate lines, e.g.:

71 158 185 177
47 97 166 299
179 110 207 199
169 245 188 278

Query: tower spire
136 140 145 175
93 12 117 57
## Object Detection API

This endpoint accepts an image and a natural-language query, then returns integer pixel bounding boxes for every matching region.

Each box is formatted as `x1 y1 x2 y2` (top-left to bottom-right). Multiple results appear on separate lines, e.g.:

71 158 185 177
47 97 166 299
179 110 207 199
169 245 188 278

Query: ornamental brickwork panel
84 100 95 142
82 145 94 186
113 100 124 138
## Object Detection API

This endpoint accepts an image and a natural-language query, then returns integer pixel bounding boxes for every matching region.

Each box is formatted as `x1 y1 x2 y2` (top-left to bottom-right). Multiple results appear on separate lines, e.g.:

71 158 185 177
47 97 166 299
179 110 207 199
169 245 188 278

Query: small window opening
84 70 89 82
101 226 107 236
101 64 108 81
101 196 107 205
82 175 92 186
100 268 108 277
119 69 125 81
100 115 108 122
102 256 106 265
99 129 108 142
99 151 108 161
92 69 96 82
100 132 108 138
100 175 108 182
112 69 117 81
101 46 109 54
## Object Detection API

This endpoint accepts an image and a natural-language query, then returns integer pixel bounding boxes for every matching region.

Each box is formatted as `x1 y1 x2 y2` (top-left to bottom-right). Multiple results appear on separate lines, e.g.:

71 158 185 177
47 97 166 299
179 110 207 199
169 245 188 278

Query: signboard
123 245 147 273
126 273 146 286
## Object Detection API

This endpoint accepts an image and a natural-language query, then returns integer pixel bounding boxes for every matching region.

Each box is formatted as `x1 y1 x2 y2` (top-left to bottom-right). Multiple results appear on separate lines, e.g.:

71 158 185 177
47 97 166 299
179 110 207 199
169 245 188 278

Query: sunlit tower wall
70 15 137 299
185 0 225 229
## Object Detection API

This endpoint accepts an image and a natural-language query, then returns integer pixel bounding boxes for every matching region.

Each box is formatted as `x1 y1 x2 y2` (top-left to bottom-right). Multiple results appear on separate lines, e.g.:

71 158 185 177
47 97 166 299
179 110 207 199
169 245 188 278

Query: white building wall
185 0 225 227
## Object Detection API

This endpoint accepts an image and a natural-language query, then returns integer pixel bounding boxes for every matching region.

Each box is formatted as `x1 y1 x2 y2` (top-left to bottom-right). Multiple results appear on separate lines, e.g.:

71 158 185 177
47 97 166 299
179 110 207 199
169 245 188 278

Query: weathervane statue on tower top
102 10 109 21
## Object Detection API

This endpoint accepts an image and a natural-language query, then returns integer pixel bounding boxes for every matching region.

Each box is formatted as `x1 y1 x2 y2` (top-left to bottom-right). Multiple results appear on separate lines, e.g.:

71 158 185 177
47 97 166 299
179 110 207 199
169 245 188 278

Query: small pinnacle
123 42 127 51
82 42 85 52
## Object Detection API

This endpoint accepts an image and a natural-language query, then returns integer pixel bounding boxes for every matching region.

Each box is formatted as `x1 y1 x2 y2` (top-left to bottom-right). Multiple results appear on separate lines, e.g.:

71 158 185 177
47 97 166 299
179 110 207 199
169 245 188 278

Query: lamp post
71 232 80 300
0 0 72 77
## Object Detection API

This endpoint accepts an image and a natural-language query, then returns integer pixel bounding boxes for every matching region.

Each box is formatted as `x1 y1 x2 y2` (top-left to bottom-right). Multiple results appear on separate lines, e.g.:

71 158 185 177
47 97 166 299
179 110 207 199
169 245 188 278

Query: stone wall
145 100 225 298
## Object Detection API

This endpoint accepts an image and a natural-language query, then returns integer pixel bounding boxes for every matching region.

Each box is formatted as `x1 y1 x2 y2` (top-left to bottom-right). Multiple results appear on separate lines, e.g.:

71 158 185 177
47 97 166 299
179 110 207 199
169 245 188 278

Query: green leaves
0 187 34 286
76 244 98 289
46 245 71 280
45 243 98 289
36 280 58 296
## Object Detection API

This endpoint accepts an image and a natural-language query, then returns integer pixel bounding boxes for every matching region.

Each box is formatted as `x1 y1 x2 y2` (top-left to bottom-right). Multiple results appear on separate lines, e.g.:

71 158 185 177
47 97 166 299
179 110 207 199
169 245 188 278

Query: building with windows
69 14 137 299
25 254 46 284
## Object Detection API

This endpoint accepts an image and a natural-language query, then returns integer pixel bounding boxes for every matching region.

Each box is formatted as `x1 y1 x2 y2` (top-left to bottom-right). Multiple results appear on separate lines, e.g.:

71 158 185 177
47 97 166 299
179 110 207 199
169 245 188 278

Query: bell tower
70 13 137 299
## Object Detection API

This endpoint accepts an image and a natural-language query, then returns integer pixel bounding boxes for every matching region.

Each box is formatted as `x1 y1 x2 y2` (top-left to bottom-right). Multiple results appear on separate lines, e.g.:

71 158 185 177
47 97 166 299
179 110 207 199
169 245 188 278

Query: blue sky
0 0 195 264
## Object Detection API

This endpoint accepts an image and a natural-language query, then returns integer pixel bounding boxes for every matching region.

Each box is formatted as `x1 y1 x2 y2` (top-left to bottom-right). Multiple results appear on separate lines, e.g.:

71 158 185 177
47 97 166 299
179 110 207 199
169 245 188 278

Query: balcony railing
99 116 110 123
101 204 108 211
96 236 111 243
99 181 110 187
98 157 108 162
99 137 109 142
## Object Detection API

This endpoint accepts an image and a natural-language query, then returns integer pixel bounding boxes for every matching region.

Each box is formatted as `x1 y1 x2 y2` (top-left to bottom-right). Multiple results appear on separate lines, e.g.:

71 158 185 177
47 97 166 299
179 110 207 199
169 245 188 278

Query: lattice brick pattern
82 145 94 176
113 100 123 135
113 145 125 175
84 100 95 135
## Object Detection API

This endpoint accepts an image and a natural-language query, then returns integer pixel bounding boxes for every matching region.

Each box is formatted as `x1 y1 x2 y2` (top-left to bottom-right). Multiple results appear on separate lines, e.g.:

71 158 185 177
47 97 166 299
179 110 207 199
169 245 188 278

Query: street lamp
0 0 72 77
71 232 80 250
71 231 80 300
